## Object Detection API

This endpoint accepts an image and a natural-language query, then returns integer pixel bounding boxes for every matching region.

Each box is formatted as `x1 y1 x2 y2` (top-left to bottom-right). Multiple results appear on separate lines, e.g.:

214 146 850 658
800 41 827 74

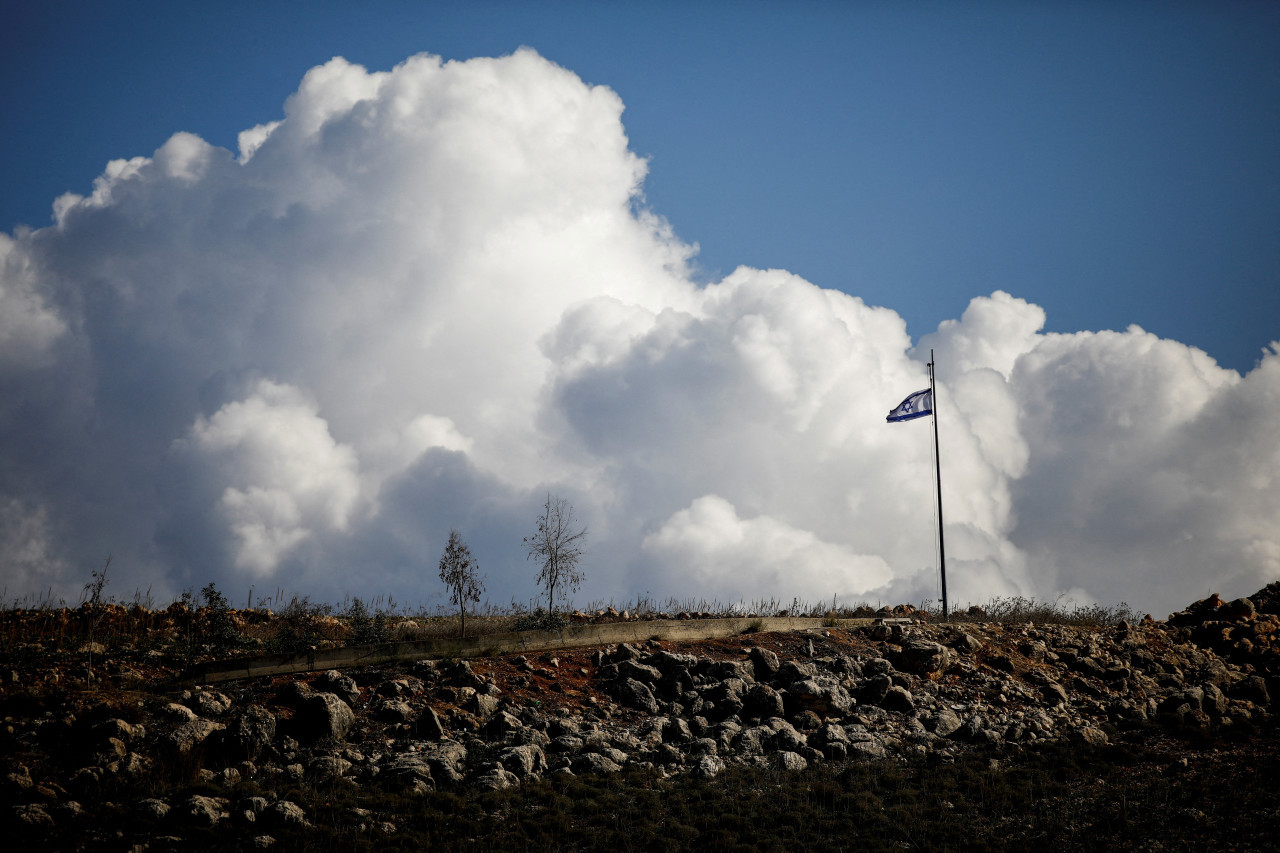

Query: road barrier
189 616 883 684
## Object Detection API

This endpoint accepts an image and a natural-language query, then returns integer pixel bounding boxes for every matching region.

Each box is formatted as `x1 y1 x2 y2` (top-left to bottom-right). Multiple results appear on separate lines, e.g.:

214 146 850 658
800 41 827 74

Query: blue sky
2 2 1279 616
5 1 1277 373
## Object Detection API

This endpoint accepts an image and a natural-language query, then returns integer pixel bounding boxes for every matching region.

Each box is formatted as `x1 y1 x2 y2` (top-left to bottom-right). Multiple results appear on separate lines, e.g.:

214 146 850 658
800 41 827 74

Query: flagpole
929 349 948 621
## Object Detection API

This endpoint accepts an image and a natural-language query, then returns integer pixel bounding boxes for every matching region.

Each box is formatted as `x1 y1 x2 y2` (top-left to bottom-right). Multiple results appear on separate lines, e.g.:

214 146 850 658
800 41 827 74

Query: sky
1 1 1278 618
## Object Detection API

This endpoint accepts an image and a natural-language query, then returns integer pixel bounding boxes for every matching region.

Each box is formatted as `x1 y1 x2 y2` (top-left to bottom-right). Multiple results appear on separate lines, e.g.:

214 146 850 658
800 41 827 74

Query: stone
294 692 355 743
372 697 415 723
417 707 446 740
1075 726 1110 747
266 801 310 828
848 739 889 760
500 744 548 779
1040 682 1069 707
612 678 660 714
307 756 353 781
136 798 170 820
12 804 54 828
880 685 915 714
572 752 623 775
695 755 726 779
423 741 469 784
748 646 781 680
317 670 361 705
743 683 786 719
897 640 953 675
161 702 199 723
474 764 519 790
166 718 225 755
777 751 808 772
930 709 963 738
184 794 230 826
228 705 277 761
192 690 233 717
788 677 852 716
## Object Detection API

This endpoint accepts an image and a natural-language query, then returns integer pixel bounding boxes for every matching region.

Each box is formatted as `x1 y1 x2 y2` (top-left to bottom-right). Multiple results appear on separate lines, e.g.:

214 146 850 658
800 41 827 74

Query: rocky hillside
3 591 1278 850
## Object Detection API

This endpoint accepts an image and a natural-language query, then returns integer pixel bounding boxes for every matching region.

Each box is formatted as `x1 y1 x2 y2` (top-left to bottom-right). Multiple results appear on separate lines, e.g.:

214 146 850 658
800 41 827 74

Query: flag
887 388 932 422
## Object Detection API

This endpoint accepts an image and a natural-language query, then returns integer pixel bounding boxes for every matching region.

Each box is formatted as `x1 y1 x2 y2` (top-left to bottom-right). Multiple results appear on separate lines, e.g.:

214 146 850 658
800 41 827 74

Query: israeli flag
887 388 932 422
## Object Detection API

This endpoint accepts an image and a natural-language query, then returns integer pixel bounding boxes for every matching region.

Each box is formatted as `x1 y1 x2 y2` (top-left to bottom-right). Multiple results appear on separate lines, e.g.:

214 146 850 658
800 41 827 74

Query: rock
573 752 623 775
930 709 963 738
183 794 230 826
743 683 786 719
858 674 893 705
265 800 310 828
875 686 916 712
612 678 660 714
1041 681 1069 706
381 753 435 794
295 692 355 743
307 756 353 781
500 744 548 779
228 705 277 761
161 702 199 723
897 640 953 675
777 751 808 772
474 764 519 790
192 690 232 716
317 670 361 705
695 755 726 779
417 706 446 740
775 660 818 685
1075 726 1110 747
423 741 469 784
748 646 781 680
848 739 889 760
788 677 852 717
136 798 170 820
12 804 54 828
166 718 226 755
372 697 415 723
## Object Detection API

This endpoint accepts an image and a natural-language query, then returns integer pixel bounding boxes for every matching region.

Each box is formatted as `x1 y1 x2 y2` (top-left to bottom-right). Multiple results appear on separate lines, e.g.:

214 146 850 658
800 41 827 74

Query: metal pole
930 350 948 621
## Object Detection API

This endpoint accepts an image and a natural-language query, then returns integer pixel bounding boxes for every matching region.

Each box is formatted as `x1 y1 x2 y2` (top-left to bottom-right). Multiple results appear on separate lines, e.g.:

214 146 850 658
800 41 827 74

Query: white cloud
181 380 360 575
643 495 894 603
0 48 1276 617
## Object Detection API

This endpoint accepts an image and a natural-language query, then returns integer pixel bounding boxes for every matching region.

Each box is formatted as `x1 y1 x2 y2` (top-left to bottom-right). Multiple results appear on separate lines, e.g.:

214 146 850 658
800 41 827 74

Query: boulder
611 678 660 714
743 683 786 719
500 744 548 779
787 677 852 717
166 718 225 755
228 705 277 761
294 693 355 743
896 640 953 675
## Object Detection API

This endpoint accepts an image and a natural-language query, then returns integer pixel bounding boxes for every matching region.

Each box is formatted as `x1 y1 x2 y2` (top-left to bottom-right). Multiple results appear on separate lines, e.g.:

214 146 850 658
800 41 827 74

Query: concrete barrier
190 616 880 684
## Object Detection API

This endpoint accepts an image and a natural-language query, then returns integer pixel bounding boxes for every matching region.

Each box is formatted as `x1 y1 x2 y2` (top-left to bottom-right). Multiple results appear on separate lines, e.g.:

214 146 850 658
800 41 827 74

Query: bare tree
524 492 587 612
438 529 484 638
83 556 110 681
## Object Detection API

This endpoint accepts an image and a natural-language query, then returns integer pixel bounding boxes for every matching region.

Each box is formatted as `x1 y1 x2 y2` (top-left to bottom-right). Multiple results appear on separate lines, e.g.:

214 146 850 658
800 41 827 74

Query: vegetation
437 529 485 638
523 492 587 613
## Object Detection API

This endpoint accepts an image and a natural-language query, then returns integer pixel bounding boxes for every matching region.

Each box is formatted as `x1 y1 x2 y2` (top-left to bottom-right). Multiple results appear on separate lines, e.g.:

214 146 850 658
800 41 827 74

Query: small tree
523 492 587 613
438 529 484 638
83 556 110 680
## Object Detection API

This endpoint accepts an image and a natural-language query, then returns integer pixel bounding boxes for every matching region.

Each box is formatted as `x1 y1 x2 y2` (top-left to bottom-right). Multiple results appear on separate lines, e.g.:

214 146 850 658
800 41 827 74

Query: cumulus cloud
0 48 1276 616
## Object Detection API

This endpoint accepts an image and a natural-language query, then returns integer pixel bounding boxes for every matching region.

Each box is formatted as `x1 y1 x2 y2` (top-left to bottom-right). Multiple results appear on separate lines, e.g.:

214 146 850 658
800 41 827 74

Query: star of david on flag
886 388 932 422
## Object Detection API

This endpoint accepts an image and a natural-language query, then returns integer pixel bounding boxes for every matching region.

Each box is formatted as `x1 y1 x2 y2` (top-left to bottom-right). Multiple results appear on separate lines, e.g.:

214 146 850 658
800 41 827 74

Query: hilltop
2 589 1279 851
